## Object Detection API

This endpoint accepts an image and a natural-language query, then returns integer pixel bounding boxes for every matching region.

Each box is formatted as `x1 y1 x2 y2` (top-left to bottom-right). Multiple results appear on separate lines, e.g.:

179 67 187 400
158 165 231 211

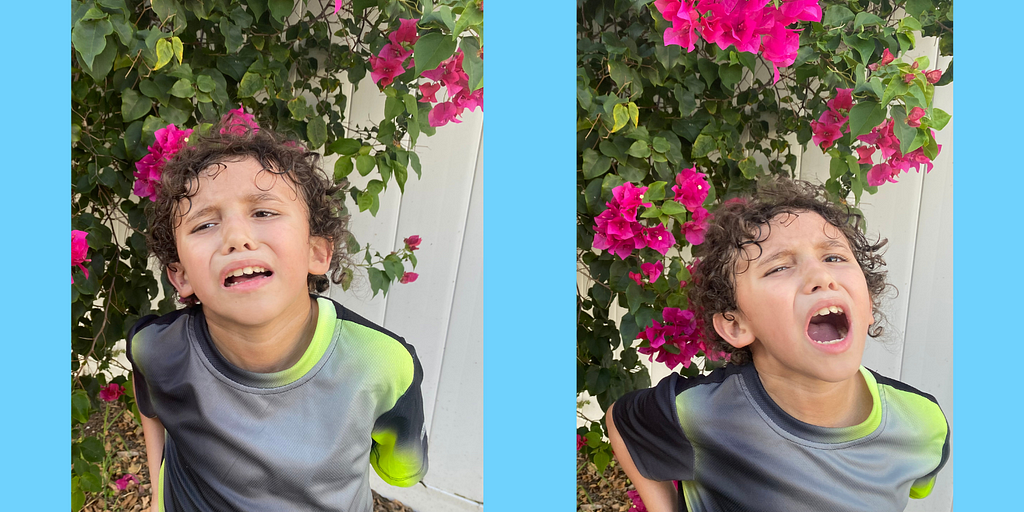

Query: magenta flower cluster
654 0 823 83
420 50 484 127
627 489 648 512
809 87 852 150
72 230 91 284
370 18 420 88
99 383 124 402
133 124 193 201
593 182 675 259
856 119 939 186
220 104 260 136
674 166 712 245
637 303 726 370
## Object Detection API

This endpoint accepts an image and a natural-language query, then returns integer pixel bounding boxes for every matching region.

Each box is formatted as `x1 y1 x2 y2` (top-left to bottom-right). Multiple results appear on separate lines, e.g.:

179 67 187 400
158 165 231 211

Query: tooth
829 306 839 314
817 307 830 316
243 266 254 275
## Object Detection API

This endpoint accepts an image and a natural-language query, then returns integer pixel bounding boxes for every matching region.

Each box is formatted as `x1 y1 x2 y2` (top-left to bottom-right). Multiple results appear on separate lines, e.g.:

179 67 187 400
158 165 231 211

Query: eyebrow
181 192 284 225
752 239 851 270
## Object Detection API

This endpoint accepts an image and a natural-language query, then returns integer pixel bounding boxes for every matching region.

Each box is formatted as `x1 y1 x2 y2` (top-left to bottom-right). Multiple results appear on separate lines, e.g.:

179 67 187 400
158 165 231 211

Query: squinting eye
765 266 788 276
254 210 276 218
191 222 215 233
824 255 846 263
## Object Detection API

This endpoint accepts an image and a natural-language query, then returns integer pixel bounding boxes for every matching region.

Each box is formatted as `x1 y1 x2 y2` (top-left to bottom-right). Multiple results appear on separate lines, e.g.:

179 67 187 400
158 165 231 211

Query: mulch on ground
77 400 414 512
577 451 637 512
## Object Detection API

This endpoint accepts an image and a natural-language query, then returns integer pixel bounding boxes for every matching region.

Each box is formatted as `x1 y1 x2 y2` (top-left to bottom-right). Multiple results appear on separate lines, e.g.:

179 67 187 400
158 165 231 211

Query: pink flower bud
924 69 942 84
903 73 915 84
400 272 419 284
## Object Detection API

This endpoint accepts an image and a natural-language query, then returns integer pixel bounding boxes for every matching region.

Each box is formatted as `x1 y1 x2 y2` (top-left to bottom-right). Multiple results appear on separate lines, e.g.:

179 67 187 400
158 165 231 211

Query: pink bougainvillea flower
72 230 91 283
760 23 801 83
577 434 586 451
924 69 942 84
856 145 876 164
334 0 343 15
404 235 422 251
100 383 125 402
388 18 420 48
672 166 710 212
827 88 853 113
867 163 900 186
655 0 702 51
379 43 413 64
642 224 676 255
629 271 644 286
115 474 138 491
613 182 652 221
880 48 895 66
903 73 916 84
810 119 843 150
370 54 406 87
776 0 822 24
220 105 260 136
134 124 193 201
419 82 441 103
641 261 664 283
906 107 926 128
428 101 460 127
400 272 419 284
682 207 711 245
453 87 484 112
627 489 648 512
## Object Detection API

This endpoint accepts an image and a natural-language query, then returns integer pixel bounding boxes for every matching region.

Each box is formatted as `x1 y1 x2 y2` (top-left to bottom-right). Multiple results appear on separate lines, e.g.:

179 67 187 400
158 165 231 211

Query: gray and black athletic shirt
613 363 949 512
127 296 428 512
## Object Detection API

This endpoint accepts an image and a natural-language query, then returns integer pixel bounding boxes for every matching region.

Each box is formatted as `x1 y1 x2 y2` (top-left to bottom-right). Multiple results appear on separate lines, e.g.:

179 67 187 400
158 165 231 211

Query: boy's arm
607 403 679 512
136 373 165 512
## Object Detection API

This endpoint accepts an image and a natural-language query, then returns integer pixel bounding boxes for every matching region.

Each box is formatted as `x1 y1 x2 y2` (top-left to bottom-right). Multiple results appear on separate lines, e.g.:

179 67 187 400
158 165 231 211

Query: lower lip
222 274 272 292
806 332 852 354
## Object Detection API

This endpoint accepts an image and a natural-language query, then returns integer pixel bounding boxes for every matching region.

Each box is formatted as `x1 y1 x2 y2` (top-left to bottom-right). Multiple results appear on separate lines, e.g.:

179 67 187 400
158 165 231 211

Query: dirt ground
577 450 639 512
76 400 414 512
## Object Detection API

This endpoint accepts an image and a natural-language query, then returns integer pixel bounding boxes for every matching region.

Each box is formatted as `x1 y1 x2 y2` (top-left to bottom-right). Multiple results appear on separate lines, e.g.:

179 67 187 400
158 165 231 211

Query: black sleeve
125 314 159 418
612 373 695 481
368 339 428 487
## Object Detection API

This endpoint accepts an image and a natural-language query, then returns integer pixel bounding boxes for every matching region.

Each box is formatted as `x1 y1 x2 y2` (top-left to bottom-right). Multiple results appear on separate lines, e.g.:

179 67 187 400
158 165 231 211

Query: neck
205 296 319 373
754 362 872 428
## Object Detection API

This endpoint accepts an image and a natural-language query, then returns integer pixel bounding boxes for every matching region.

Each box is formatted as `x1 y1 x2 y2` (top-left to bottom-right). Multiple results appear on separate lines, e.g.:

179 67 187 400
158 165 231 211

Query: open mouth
807 306 849 345
224 266 273 287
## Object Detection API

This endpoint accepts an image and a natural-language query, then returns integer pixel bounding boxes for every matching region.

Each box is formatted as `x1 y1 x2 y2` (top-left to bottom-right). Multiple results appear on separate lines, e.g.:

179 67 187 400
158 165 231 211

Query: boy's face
167 157 331 328
713 211 874 386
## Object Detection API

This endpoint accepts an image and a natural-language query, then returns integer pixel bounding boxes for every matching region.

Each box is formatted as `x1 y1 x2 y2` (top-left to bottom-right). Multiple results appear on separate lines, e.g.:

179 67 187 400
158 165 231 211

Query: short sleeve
612 373 695 482
369 342 429 487
125 314 160 418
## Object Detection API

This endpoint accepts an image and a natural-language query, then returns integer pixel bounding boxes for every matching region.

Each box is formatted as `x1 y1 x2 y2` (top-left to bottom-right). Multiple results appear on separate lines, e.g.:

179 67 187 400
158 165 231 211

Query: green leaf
660 200 686 215
80 437 105 463
823 5 855 27
394 160 408 193
853 12 883 30
169 78 194 98
72 18 113 70
691 134 716 158
334 157 354 181
582 148 611 179
171 36 184 64
848 101 885 139
121 89 153 122
639 207 661 219
843 34 875 66
287 96 307 120
453 4 482 34
237 72 263 98
306 116 327 149
384 256 405 281
356 154 376 176
384 95 404 120
267 0 293 22
154 38 173 70
460 37 483 91
72 391 91 424
414 32 458 77
891 107 918 155
328 138 362 156
220 17 243 54
368 267 384 297
719 63 742 89
627 141 651 158
929 108 951 130
72 476 85 511
611 103 629 133
738 158 760 179
646 181 667 202
627 102 639 128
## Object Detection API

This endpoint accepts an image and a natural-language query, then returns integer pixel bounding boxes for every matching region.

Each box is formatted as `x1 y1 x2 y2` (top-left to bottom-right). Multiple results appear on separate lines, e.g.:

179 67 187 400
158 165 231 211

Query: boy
127 120 427 512
607 178 949 512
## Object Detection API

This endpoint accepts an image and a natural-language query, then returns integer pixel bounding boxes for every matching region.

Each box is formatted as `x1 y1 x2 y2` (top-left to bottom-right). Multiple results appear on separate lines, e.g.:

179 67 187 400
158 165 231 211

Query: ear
713 311 756 349
167 263 195 301
308 236 332 275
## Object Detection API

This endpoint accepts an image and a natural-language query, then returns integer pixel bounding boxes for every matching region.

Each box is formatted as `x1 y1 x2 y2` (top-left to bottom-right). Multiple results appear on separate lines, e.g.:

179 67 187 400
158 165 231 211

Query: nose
802 259 839 294
220 215 257 254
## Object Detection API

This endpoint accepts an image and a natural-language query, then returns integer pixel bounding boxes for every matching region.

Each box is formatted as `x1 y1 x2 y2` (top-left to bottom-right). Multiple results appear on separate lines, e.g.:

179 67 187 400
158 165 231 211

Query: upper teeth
227 266 267 278
815 306 843 316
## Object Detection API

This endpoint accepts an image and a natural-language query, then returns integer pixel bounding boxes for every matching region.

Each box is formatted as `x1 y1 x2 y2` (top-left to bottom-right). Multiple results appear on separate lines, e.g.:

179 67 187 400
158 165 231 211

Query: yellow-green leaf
154 38 173 70
611 103 629 133
627 102 639 128
171 36 184 65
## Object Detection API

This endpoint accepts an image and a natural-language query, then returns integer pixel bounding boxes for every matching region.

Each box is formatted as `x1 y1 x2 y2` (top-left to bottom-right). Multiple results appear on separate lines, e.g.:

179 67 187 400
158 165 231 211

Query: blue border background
1 1 69 508
954 1 1019 509
484 1 576 511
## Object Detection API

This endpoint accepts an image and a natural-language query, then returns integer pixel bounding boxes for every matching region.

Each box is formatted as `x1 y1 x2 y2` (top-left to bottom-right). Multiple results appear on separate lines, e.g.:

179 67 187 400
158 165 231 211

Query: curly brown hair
145 122 350 305
690 177 889 365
